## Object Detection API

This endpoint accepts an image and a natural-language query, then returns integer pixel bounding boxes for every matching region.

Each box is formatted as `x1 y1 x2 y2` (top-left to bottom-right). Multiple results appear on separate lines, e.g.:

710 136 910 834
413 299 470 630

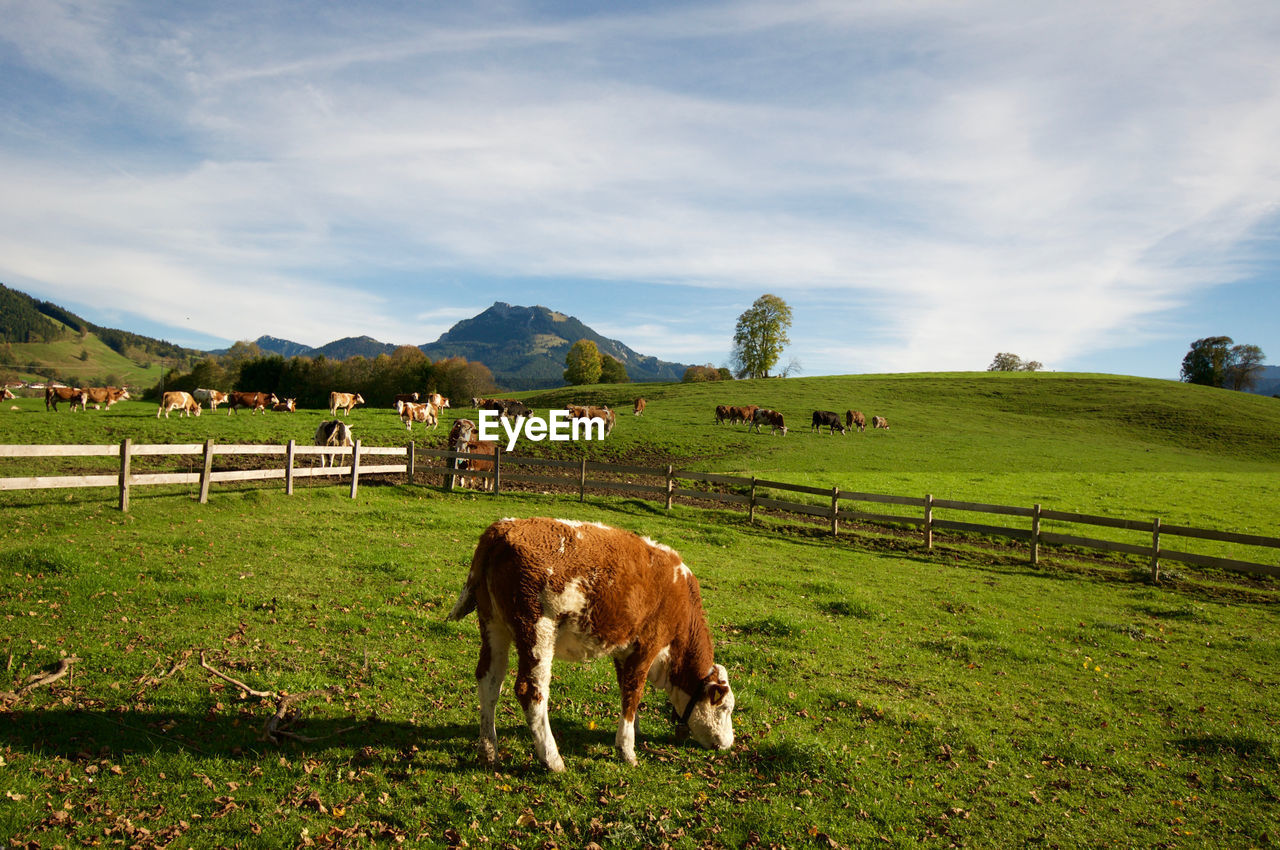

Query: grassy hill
1 283 198 388
2 332 169 389
4 371 1278 537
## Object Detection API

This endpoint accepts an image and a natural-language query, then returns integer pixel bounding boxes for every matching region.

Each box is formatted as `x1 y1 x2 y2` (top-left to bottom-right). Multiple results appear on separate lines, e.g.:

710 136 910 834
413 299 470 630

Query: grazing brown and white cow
314 419 354 467
157 391 201 418
733 405 759 426
195 388 229 410
447 418 497 489
397 400 438 430
872 415 890 430
329 391 364 416
44 386 86 412
567 404 615 436
426 392 450 410
271 398 296 412
752 408 787 435
811 410 846 435
85 386 130 410
846 410 866 433
447 517 735 771
226 391 278 414
633 397 647 416
1 387 14 401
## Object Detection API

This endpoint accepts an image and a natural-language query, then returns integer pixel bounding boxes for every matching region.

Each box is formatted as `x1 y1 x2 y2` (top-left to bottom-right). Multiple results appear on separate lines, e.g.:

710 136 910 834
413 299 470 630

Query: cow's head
681 665 735 751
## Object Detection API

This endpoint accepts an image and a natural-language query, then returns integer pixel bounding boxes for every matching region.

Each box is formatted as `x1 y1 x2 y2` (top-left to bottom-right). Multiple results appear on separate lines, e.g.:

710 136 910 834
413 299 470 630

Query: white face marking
687 688 735 750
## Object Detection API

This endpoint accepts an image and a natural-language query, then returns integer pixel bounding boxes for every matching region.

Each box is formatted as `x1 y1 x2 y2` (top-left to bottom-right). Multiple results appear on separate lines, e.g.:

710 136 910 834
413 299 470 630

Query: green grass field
2 373 1278 847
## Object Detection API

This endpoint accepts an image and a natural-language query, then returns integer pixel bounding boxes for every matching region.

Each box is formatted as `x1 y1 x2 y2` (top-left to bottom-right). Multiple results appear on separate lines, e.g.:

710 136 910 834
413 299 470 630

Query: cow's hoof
478 740 498 765
617 749 638 767
545 755 566 773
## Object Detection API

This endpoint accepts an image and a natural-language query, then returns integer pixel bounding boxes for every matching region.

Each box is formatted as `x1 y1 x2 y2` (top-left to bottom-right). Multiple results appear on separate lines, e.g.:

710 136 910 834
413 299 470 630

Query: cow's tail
446 551 484 621
447 524 504 621
446 583 476 622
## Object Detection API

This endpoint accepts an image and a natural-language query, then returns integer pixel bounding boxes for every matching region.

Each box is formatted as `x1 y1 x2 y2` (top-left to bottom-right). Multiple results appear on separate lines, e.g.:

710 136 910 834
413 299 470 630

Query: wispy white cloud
1 0 1277 374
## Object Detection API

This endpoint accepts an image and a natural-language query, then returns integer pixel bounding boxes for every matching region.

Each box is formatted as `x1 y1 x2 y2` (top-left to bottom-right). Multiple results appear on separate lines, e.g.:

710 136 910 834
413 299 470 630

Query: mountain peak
423 302 689 390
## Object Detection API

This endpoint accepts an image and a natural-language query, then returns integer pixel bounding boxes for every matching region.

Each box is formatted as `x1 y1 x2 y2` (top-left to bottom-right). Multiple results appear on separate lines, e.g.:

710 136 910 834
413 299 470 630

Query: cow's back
470 518 696 654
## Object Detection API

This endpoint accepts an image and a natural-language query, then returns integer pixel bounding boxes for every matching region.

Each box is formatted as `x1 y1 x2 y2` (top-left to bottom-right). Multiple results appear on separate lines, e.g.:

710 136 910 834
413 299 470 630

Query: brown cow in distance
45 386 86 412
447 517 735 771
633 397 646 416
872 415 890 430
157 391 201 418
84 386 130 410
751 408 787 435
447 418 497 490
227 391 278 414
194 388 228 410
846 410 866 432
314 419 353 468
329 391 364 416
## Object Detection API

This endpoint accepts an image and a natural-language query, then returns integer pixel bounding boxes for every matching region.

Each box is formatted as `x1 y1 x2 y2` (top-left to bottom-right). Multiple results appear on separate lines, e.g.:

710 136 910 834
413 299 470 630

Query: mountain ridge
249 302 690 389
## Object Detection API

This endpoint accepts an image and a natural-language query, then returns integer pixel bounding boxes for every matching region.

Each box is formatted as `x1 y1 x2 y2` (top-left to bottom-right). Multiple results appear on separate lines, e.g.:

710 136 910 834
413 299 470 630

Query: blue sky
2 1 1277 380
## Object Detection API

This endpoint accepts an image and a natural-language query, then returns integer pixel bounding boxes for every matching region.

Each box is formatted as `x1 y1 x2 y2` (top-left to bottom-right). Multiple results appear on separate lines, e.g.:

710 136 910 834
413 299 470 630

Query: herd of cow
43 384 132 412
714 404 889 436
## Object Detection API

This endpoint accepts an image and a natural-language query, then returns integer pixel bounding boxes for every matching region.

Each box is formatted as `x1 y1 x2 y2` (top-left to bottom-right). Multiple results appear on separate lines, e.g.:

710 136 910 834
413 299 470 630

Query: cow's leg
515 618 564 771
612 653 653 765
476 616 510 765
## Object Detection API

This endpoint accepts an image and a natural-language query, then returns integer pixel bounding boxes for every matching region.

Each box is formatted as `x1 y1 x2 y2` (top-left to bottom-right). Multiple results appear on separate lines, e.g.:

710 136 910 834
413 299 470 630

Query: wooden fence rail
3 441 1278 584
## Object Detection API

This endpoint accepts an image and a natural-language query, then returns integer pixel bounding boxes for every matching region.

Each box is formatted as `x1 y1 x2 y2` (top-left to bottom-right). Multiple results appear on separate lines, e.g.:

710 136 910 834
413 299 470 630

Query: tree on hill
598 355 630 384
564 339 603 385
731 294 792 379
988 353 1043 372
1180 337 1266 391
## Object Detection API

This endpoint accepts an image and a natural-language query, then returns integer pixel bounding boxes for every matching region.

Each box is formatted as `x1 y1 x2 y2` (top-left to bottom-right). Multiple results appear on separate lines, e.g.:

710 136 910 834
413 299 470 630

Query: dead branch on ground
1 655 81 708
199 651 353 743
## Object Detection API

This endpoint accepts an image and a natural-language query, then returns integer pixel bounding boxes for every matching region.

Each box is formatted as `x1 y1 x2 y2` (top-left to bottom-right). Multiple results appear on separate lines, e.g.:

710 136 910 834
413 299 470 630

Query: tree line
150 342 496 409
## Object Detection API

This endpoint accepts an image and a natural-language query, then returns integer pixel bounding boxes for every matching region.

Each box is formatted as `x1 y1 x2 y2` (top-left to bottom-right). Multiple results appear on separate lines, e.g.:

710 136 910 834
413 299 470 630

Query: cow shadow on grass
0 705 720 777
0 706 478 768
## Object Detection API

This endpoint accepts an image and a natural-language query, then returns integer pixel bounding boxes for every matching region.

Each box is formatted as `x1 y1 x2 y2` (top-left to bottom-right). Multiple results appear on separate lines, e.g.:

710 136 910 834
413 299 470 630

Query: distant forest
154 341 496 409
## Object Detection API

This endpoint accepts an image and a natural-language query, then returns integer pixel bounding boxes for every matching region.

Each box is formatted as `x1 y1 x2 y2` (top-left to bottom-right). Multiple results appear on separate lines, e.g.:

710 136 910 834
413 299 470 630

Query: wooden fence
2 441 1278 584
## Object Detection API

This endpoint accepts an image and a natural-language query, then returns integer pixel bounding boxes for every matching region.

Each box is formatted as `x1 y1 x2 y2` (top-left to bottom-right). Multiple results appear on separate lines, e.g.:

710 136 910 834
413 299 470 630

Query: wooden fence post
1031 503 1041 565
406 441 416 482
579 456 587 502
1151 517 1162 583
924 493 933 549
201 439 216 503
831 486 839 537
493 446 502 494
665 464 674 511
749 477 758 524
445 452 456 492
349 440 361 499
118 438 132 512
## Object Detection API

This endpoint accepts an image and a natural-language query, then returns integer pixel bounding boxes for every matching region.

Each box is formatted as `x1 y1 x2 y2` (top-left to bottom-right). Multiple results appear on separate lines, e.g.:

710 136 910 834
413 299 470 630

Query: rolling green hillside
4 371 1278 536
2 332 169 388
